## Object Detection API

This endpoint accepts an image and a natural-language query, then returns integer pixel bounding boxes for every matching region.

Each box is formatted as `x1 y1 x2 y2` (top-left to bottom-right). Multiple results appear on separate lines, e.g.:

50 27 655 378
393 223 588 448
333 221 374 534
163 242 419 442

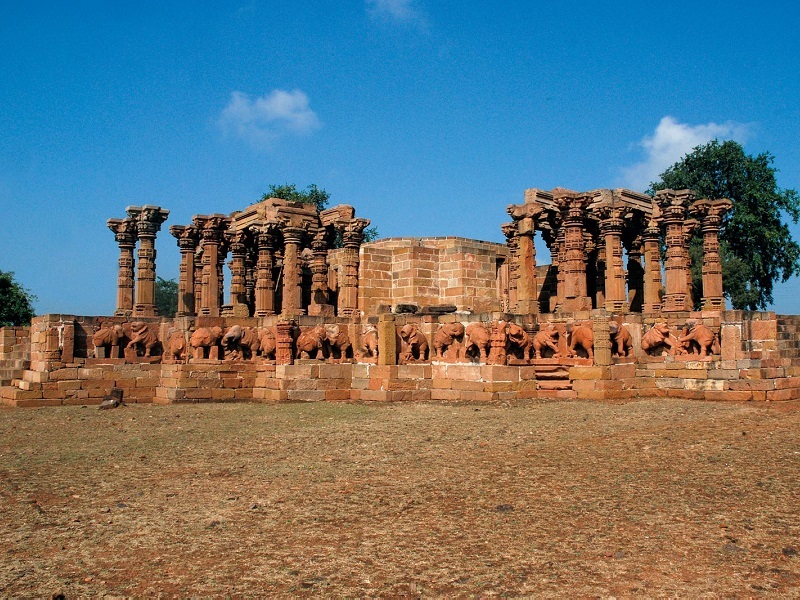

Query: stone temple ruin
2 187 800 407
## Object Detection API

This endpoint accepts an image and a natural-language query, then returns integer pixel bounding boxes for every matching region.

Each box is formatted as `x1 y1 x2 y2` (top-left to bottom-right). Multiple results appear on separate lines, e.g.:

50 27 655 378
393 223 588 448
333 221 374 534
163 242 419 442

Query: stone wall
352 237 508 315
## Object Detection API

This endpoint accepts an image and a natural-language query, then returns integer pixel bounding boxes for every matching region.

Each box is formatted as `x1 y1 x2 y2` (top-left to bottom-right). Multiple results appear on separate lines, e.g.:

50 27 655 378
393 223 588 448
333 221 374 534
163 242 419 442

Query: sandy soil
1 398 799 597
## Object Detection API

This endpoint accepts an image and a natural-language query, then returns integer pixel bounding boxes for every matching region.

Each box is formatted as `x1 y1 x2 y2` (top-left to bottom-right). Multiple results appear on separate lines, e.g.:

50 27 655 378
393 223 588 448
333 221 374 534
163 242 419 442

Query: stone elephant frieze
398 323 428 364
190 326 223 359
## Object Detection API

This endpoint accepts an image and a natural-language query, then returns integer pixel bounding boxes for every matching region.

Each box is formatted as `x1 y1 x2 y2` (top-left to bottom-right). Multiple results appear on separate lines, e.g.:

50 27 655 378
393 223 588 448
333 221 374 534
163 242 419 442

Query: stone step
536 379 573 391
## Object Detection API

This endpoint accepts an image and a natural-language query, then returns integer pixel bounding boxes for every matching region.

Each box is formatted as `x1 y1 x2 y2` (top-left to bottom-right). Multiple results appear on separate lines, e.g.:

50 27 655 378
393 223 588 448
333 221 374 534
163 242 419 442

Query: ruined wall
353 237 508 315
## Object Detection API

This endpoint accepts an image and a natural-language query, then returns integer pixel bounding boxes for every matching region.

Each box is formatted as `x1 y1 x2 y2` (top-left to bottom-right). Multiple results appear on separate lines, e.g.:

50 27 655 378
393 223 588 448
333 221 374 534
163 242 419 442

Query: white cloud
367 0 426 28
621 116 750 191
218 89 322 147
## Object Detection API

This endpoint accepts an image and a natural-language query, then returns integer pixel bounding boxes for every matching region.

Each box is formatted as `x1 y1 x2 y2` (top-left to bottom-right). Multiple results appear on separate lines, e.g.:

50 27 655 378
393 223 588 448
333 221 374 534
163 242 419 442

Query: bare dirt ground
1 398 799 597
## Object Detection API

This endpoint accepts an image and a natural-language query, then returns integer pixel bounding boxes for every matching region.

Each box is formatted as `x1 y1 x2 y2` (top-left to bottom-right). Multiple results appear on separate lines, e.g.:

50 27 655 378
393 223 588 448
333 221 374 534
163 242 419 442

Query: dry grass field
1 398 799 597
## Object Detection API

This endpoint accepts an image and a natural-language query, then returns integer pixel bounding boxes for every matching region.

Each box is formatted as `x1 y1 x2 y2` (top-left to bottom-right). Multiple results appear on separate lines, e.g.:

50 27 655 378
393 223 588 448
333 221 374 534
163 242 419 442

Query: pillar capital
169 224 200 252
342 218 371 248
127 205 169 238
193 214 231 243
108 217 137 246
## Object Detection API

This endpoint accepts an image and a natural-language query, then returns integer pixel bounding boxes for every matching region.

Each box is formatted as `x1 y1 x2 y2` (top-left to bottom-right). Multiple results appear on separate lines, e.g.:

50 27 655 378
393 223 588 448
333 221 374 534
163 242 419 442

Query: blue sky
2 1 799 315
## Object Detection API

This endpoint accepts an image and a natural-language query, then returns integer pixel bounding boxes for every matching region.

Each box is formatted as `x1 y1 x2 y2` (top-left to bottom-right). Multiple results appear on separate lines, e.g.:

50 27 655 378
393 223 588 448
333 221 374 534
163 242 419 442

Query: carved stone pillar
656 190 694 312
487 321 507 365
597 204 626 313
254 225 277 317
554 192 592 312
169 224 200 317
227 230 249 315
308 227 333 316
552 227 566 313
626 236 644 312
128 205 169 317
193 246 203 315
281 225 306 316
501 223 518 312
592 314 611 366
275 321 295 365
339 218 371 317
642 221 662 313
194 214 231 317
683 219 700 311
692 198 732 311
107 217 137 317
507 204 542 314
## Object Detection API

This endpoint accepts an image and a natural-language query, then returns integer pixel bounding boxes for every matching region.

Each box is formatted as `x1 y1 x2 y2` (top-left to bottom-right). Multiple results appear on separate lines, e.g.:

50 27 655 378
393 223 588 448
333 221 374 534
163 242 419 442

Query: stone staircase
530 361 573 396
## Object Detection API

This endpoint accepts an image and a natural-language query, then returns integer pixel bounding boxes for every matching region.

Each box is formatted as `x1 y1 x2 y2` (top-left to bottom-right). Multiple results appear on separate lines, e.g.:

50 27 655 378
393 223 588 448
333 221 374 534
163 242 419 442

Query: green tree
155 276 178 318
0 271 36 326
263 183 378 242
263 183 331 212
650 140 800 310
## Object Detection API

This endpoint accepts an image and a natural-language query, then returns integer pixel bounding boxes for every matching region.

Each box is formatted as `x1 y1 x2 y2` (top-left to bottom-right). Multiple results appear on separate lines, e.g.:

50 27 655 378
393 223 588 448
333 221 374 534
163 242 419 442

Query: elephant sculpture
92 324 124 358
506 323 533 361
432 322 465 359
641 323 681 356
532 325 560 359
356 324 379 361
164 327 187 363
679 320 720 357
463 322 490 362
325 324 352 360
609 322 633 357
567 322 594 360
398 323 428 364
296 324 327 359
221 325 260 360
190 326 223 359
126 321 160 357
259 327 277 360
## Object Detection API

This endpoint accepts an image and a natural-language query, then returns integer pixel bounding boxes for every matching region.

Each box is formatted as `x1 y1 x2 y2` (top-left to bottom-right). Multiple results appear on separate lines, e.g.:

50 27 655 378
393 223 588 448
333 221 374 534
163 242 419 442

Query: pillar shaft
227 231 248 311
308 228 333 316
656 190 694 312
194 214 230 318
338 218 370 317
626 238 644 312
128 205 169 317
642 225 662 313
254 226 276 317
108 217 137 317
598 207 626 313
692 198 732 311
170 225 199 317
555 193 592 311
281 226 305 316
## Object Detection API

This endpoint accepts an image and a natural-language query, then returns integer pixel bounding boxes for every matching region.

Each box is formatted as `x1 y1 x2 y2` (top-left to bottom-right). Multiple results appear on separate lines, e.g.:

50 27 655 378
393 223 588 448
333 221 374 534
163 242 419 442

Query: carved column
642 220 662 313
254 225 277 317
339 218 371 317
169 224 200 317
194 214 230 317
626 236 644 312
554 192 592 311
501 223 518 313
275 321 295 365
128 205 169 317
281 225 306 316
507 204 542 314
552 227 566 313
227 230 249 315
308 227 333 316
193 246 203 315
107 217 137 316
692 198 732 311
656 190 694 312
597 204 626 313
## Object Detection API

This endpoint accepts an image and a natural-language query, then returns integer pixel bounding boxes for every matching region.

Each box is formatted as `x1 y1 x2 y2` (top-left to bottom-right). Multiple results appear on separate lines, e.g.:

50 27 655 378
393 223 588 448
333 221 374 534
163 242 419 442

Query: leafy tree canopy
262 183 378 242
649 140 800 310
0 271 36 326
155 276 178 318
263 183 330 212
